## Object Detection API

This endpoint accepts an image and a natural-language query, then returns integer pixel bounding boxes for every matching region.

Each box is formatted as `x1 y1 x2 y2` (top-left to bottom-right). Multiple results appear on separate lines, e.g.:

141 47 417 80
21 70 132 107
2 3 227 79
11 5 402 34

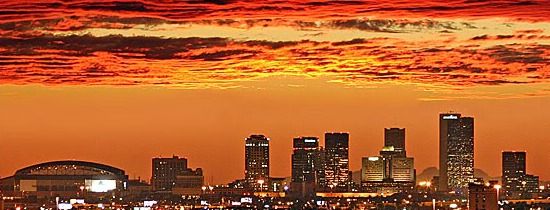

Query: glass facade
439 113 474 194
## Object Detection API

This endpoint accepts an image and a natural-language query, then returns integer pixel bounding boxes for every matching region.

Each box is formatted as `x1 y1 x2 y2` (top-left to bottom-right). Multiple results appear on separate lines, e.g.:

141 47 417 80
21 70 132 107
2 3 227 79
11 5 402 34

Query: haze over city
1 85 549 184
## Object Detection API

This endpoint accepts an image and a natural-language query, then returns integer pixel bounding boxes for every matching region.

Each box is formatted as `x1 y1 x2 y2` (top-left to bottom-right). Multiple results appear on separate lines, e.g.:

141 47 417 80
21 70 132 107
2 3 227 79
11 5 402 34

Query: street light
494 184 501 202
328 184 335 193
257 180 265 192
419 181 431 192
79 186 85 198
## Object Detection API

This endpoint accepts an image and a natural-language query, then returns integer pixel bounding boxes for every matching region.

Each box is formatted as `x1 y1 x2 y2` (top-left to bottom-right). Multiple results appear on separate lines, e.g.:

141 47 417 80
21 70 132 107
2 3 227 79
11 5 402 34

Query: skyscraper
245 134 270 191
292 137 319 183
291 136 325 196
502 151 526 198
151 156 188 192
361 128 415 194
324 132 350 191
384 128 406 157
439 113 474 193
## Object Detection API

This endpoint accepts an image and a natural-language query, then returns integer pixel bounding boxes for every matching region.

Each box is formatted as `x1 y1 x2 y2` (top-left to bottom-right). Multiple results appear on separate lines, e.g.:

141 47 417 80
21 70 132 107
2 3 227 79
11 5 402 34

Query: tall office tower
380 128 409 182
316 147 327 188
502 151 526 198
361 128 415 194
384 128 406 157
245 134 270 191
152 156 188 191
324 132 350 190
439 113 474 193
291 137 325 196
292 137 319 183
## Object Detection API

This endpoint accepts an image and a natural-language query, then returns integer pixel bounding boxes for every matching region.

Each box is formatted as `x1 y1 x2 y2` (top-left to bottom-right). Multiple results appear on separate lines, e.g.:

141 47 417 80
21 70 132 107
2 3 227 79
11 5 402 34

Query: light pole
426 181 431 192
257 180 265 192
79 186 85 198
494 184 501 203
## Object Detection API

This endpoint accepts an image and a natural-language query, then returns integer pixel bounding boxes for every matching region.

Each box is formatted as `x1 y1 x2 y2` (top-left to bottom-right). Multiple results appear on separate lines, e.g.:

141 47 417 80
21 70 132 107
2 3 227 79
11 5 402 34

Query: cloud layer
0 0 549 90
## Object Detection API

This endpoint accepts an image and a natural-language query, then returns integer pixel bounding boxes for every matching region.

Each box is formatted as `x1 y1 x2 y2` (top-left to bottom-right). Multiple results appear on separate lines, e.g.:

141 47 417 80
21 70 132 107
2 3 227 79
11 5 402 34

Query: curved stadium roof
15 160 126 177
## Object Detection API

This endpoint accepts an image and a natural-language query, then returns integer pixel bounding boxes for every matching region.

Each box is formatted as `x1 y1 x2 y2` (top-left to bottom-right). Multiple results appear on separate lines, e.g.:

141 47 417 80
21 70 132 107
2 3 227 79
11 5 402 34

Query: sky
0 0 549 184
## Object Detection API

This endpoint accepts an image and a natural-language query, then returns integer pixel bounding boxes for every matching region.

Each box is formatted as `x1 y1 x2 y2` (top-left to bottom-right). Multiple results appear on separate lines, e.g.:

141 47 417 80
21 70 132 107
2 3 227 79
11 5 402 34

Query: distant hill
416 167 439 182
415 167 500 183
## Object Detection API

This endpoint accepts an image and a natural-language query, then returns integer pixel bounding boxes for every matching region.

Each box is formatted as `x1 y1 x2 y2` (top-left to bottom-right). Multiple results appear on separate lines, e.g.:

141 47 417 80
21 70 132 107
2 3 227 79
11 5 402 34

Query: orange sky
0 0 549 184
0 79 549 183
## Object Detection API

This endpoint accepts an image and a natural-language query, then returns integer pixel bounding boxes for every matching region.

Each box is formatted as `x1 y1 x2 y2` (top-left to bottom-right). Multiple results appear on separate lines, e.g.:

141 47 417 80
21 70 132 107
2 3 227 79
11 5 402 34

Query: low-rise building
0 160 128 201
468 183 497 210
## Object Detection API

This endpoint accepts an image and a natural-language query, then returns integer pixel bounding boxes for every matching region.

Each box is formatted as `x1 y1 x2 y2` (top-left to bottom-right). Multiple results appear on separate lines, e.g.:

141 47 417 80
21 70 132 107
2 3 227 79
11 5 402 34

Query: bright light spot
85 180 116 192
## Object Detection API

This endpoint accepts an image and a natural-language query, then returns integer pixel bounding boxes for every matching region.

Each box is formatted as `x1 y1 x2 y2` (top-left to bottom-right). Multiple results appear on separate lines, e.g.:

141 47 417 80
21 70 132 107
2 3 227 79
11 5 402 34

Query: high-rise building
245 134 270 191
468 183 498 210
291 137 325 196
439 113 474 193
152 156 189 191
502 151 526 198
502 151 540 199
292 137 319 183
361 128 415 194
384 128 406 157
315 148 326 188
324 132 350 191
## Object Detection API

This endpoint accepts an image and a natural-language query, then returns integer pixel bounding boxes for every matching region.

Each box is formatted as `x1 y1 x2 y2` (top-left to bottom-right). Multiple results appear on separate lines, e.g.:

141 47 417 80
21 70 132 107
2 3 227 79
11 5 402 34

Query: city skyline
0 0 548 208
0 0 549 188
0 110 547 185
